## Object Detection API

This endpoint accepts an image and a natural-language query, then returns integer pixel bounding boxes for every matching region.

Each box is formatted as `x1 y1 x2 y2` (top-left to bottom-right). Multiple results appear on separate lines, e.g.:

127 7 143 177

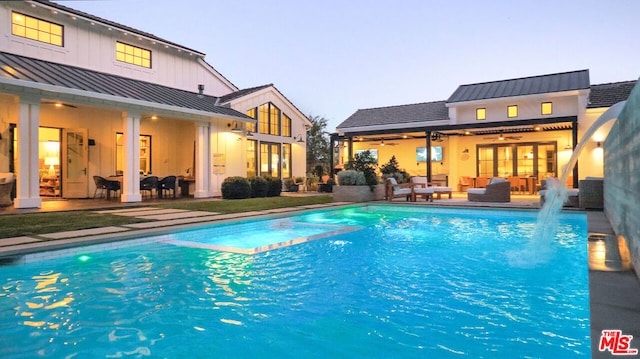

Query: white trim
337 120 450 134
197 58 238 93
0 77 250 122
445 89 591 108
225 85 312 127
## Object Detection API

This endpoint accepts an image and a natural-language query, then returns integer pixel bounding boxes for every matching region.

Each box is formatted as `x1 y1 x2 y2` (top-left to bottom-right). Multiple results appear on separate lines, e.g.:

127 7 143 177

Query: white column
194 122 211 198
121 111 142 202
14 95 42 209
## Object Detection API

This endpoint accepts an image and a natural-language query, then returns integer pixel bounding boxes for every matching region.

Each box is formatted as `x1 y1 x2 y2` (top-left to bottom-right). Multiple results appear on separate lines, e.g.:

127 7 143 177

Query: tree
306 115 330 176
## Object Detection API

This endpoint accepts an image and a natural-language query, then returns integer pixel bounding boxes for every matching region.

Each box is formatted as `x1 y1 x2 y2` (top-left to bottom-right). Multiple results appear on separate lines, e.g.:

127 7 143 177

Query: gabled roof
337 101 448 129
588 80 637 108
447 69 590 103
35 0 203 56
218 84 273 103
0 51 250 119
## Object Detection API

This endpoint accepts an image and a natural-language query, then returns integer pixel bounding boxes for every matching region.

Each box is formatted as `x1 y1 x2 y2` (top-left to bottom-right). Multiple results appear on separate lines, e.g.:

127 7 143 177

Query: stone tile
109 208 188 217
94 207 159 214
135 211 217 220
0 236 42 246
39 226 130 239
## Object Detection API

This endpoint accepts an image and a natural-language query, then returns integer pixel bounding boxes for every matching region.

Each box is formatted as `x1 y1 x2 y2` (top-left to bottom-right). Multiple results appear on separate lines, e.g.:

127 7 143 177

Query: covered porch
0 52 253 208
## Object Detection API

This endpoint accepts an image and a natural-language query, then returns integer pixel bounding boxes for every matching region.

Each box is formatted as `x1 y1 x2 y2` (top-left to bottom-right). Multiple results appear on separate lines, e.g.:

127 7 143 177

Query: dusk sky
62 0 640 131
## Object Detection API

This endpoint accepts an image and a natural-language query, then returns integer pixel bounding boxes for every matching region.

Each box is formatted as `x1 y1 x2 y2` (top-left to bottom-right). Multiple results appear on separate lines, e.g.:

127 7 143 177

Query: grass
0 195 333 239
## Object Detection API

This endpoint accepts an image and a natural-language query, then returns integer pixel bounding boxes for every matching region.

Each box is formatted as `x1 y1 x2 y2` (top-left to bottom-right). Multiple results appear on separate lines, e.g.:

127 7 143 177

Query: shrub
345 150 379 190
264 177 282 197
247 176 268 197
380 155 401 175
337 170 366 186
221 176 251 199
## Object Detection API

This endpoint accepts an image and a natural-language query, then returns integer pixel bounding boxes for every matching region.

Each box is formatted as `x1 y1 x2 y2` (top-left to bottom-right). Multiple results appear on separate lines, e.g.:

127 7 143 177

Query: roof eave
446 88 590 107
337 120 450 135
0 77 251 122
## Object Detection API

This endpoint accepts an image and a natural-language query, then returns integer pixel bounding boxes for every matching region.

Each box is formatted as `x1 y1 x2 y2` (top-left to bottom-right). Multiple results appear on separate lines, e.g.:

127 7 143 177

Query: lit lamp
44 156 59 176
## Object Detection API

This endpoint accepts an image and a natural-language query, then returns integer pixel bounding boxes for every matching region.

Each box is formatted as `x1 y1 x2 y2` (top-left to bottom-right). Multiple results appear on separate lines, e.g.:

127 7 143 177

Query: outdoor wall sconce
295 134 305 143
462 148 469 154
228 122 243 132
246 130 254 137
596 141 602 148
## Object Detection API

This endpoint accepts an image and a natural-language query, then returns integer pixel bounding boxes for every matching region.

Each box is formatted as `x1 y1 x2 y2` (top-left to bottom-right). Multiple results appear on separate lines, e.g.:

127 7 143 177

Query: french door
62 128 89 198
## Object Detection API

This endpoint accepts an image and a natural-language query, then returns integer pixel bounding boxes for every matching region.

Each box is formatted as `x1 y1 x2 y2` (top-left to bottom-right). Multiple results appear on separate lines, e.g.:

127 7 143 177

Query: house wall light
295 134 305 143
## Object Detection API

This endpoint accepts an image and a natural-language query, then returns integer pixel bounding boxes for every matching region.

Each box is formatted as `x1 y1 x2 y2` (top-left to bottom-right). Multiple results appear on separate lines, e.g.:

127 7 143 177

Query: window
116 42 151 68
476 108 486 120
258 103 281 136
476 142 557 179
541 102 553 115
507 105 518 118
246 139 258 177
246 108 257 132
282 113 292 137
116 133 152 175
260 142 280 177
282 143 292 179
12 12 63 47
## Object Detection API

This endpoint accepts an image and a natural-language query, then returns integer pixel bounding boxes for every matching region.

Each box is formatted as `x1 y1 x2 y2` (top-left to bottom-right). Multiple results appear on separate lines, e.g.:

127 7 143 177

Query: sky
60 0 640 131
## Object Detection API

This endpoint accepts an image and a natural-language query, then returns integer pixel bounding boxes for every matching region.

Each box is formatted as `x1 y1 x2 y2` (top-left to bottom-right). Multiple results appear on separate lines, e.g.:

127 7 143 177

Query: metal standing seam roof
218 84 273 103
0 51 251 119
336 101 448 129
588 80 637 108
447 69 591 103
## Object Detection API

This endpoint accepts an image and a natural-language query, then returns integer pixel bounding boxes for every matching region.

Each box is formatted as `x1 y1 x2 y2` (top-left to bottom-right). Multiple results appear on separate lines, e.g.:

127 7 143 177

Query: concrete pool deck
0 195 639 358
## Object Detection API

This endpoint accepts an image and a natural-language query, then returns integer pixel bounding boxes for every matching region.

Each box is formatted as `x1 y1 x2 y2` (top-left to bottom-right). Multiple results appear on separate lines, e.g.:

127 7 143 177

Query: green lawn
0 195 333 239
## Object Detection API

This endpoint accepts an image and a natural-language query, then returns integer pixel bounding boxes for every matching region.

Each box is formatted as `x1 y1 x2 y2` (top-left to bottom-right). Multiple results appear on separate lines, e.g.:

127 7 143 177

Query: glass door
62 128 88 198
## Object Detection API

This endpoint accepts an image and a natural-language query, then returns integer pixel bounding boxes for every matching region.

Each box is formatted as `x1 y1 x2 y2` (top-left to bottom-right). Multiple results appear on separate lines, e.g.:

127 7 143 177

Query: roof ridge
591 79 638 87
456 69 589 88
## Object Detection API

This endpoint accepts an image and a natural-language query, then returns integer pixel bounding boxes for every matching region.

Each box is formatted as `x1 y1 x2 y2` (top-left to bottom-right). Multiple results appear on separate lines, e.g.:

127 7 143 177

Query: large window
476 142 557 179
282 114 292 137
282 143 292 179
246 139 258 177
258 103 281 136
12 12 63 47
116 133 152 175
260 142 280 177
246 108 257 132
116 42 151 68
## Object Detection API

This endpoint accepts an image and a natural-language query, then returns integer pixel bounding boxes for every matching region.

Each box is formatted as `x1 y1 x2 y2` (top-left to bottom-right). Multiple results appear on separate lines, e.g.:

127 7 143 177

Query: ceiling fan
42 101 77 108
483 133 522 141
371 139 398 146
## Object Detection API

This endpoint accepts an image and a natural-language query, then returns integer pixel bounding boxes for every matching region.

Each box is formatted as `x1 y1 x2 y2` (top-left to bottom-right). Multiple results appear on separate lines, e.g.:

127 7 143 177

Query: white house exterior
335 70 635 191
0 0 310 208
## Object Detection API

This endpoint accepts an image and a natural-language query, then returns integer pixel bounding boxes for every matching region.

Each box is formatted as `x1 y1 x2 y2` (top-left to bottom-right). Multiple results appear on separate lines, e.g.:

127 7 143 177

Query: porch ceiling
0 51 252 122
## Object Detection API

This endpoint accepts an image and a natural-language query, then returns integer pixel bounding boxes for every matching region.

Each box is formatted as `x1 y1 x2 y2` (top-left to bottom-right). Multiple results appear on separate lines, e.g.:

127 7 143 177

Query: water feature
528 100 628 260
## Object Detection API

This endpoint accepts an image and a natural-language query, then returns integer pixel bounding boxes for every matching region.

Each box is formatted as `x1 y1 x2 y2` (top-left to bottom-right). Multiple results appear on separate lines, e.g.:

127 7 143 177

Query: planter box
332 184 385 202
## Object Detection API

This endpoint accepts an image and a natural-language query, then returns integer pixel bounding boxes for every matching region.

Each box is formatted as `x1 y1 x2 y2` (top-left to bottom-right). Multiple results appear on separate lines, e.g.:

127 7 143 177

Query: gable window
246 108 257 132
116 42 151 68
476 108 486 120
541 102 553 115
12 12 63 47
282 113 292 137
507 105 518 118
258 103 281 136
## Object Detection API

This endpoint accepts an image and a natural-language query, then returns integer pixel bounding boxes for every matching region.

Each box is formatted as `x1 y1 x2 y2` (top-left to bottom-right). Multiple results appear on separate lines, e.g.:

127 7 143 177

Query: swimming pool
0 205 590 358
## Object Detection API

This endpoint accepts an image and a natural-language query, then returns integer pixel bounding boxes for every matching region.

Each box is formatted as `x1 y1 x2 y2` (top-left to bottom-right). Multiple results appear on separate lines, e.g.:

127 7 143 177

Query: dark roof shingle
588 80 637 108
0 52 249 119
337 101 448 129
447 70 590 103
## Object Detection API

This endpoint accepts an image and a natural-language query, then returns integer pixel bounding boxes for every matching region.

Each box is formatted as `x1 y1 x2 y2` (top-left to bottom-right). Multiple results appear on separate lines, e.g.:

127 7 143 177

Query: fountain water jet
508 100 627 267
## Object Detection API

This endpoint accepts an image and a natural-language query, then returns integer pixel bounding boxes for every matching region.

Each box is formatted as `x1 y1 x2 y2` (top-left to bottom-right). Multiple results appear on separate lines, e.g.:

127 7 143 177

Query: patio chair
93 175 121 200
467 177 511 202
158 176 177 198
458 176 472 192
0 172 15 206
385 178 413 202
140 176 159 198
411 176 453 199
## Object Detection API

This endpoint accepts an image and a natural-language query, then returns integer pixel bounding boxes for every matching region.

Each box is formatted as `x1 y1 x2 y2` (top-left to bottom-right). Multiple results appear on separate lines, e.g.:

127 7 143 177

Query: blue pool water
0 205 590 358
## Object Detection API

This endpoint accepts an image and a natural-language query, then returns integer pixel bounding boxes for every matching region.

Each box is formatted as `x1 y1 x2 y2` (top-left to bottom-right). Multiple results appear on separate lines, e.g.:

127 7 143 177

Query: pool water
0 205 590 358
